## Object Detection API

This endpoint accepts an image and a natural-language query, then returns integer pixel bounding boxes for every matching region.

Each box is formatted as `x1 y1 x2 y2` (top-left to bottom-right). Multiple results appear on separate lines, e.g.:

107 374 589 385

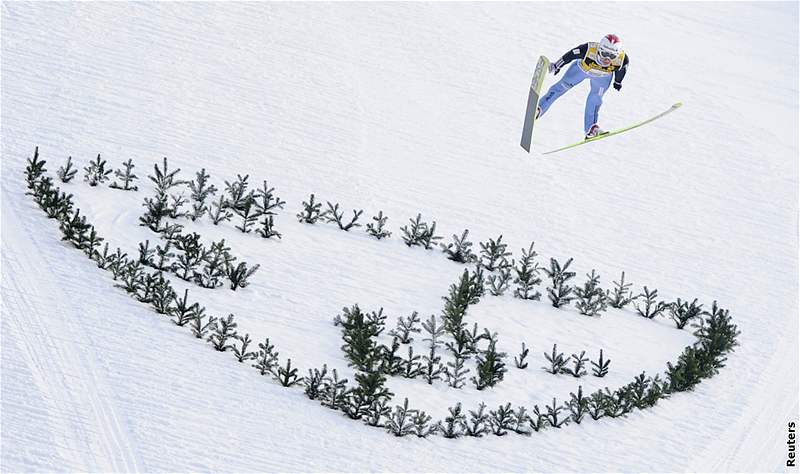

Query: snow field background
2 2 798 472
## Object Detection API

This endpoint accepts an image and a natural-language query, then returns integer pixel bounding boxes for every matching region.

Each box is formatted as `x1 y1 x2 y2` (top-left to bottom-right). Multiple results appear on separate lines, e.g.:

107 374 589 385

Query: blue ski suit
537 42 629 133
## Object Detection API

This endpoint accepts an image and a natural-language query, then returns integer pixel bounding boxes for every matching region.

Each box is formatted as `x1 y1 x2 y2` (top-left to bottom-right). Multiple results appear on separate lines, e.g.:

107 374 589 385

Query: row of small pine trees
54 153 140 190
26 146 740 439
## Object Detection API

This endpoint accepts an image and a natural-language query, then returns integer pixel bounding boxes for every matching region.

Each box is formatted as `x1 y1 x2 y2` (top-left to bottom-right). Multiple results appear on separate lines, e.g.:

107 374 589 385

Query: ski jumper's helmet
598 34 622 65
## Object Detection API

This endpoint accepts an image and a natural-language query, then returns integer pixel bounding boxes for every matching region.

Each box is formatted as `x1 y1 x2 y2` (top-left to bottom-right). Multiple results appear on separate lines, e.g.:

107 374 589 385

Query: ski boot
585 124 606 139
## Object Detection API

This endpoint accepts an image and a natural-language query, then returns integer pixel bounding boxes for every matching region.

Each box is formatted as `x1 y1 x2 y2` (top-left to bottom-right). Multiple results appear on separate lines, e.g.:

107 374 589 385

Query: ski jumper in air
537 34 629 138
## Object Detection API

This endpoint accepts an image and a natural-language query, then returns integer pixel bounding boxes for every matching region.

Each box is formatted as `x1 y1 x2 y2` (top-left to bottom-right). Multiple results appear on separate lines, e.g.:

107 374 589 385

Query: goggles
598 49 618 60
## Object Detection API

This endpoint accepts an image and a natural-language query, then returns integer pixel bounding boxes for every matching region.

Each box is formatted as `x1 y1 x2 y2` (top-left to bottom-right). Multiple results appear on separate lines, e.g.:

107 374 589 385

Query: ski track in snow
2 2 798 472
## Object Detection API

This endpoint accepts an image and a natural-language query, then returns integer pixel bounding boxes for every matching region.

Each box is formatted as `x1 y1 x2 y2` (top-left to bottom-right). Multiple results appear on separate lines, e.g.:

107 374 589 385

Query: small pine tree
606 271 637 308
591 349 611 377
401 346 422 379
253 180 286 216
544 257 576 308
543 344 568 374
568 385 590 424
693 301 740 365
57 156 78 183
487 262 513 296
529 405 547 432
512 406 531 436
139 191 170 232
344 370 393 420
669 298 705 330
490 403 515 436
233 333 257 363
25 146 47 190
320 369 350 411
252 337 280 376
188 168 217 221
562 351 589 378
574 270 608 317
365 211 392 239
364 399 391 428
439 403 467 439
83 154 112 186
190 311 217 340
208 314 238 351
109 159 139 191
226 261 260 291
514 242 542 301
411 410 438 438
275 358 300 387
208 194 233 225
149 157 184 193
471 340 507 390
546 398 569 428
256 214 282 239
466 402 491 437
386 398 416 436
514 342 529 369
297 193 329 223
440 229 477 263
388 311 421 344
445 352 469 389
588 389 608 420
479 235 512 272
233 195 259 233
421 344 444 385
325 202 363 231
400 214 441 248
635 286 668 319
223 174 251 211
169 289 197 326
339 305 385 372
303 365 328 400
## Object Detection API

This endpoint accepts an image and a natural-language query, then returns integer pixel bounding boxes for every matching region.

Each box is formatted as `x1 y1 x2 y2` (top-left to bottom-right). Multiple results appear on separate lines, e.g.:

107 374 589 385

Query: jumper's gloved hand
613 81 622 91
549 61 562 75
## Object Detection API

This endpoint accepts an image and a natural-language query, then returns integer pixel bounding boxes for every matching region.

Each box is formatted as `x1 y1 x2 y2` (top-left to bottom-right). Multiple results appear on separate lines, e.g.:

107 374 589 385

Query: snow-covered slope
2 2 798 472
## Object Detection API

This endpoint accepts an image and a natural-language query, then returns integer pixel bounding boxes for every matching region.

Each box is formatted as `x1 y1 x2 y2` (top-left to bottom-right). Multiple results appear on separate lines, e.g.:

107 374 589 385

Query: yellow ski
520 56 551 152
542 102 683 155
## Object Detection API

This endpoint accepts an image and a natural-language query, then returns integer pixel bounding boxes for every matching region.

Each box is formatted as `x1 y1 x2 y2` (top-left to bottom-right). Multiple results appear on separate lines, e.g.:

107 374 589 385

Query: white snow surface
2 2 798 472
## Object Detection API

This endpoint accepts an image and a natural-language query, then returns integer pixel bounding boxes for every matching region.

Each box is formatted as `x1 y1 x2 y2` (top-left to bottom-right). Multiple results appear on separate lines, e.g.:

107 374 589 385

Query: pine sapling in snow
364 400 391 428
381 337 404 376
208 313 238 351
693 300 740 369
400 213 441 248
168 193 189 219
253 180 286 217
344 371 393 420
275 358 300 387
388 311 421 344
635 286 668 319
490 403 516 436
148 157 185 193
57 156 78 183
514 242 542 301
546 398 570 428
191 311 217 340
339 305 385 372
209 195 233 225
148 273 176 314
411 410 438 438
365 211 392 239
233 194 259 233
568 385 590 424
83 154 112 186
401 346 422 379
421 344 444 385
445 351 470 389
514 342 530 369
606 271 637 308
588 390 608 420
487 260 513 296
109 159 139 191
440 229 478 263
574 270 609 317
512 407 531 435
233 333 257 363
169 289 197 326
668 297 705 329
223 174 251 211
152 242 176 272
543 344 568 374
563 350 589 378
303 365 328 400
325 201 363 231
479 235 512 272
139 191 170 232
471 339 507 390
529 405 547 432
591 349 611 377
188 168 217 221
466 402 491 437
252 337 280 376
60 208 91 249
386 398 416 436
24 146 47 191
320 369 349 411
439 403 467 439
297 193 329 224
545 257 577 308
226 261 260 290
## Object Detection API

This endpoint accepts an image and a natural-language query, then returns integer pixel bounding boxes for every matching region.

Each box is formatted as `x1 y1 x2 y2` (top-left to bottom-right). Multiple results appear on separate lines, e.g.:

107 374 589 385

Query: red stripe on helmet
605 34 620 44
